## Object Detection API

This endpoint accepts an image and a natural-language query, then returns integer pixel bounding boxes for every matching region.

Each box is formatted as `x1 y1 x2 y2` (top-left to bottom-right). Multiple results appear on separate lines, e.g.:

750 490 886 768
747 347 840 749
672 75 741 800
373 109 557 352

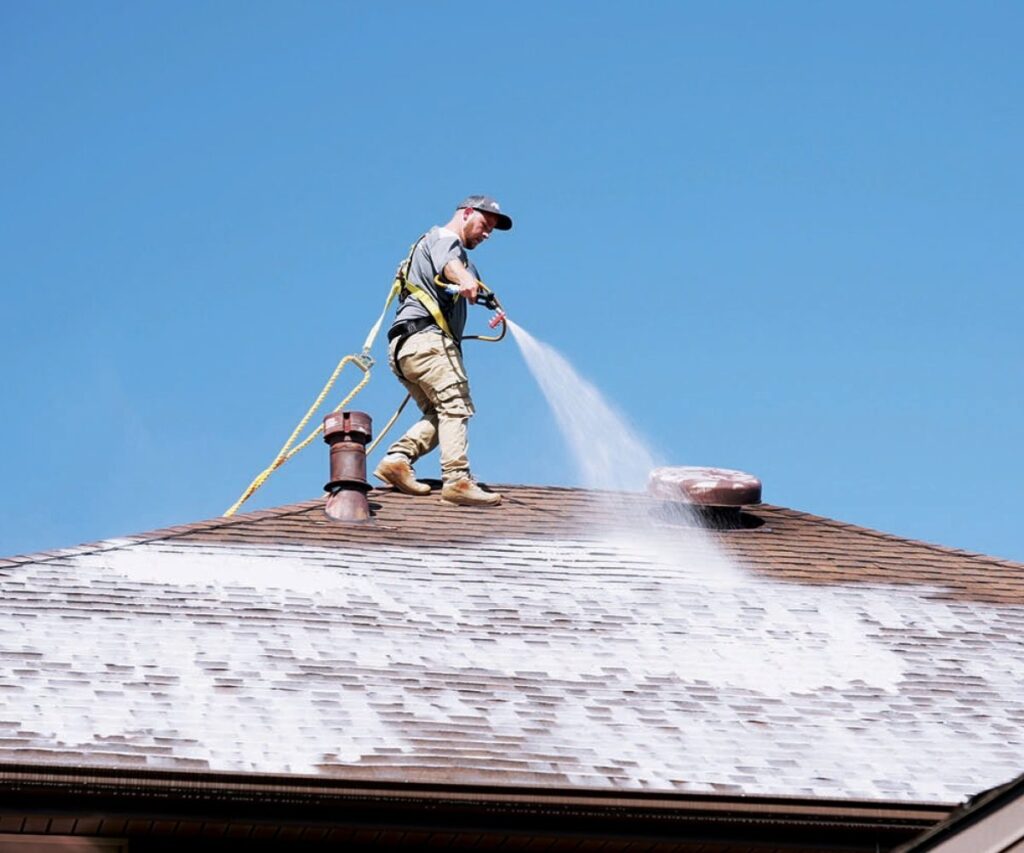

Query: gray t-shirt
393 226 480 344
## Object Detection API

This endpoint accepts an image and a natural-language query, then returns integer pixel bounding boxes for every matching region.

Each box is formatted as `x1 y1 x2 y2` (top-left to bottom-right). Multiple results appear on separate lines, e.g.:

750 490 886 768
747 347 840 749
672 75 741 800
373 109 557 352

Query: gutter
0 763 951 848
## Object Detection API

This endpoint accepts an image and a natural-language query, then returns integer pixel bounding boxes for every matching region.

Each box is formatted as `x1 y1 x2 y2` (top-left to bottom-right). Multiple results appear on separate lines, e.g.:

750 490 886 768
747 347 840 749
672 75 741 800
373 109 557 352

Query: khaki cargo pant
386 329 475 483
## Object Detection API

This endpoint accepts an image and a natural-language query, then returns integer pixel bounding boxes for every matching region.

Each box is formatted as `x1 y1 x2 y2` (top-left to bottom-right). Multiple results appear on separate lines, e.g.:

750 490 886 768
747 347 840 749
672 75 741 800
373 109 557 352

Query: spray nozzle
479 290 506 328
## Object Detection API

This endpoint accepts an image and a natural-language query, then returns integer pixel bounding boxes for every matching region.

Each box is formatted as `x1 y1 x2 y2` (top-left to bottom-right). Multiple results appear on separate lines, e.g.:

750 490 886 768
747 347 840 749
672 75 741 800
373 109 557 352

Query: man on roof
373 195 512 507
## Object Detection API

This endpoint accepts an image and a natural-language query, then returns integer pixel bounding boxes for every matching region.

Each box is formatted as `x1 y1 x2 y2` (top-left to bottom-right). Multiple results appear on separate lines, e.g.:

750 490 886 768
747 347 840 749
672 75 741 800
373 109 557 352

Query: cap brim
471 206 512 231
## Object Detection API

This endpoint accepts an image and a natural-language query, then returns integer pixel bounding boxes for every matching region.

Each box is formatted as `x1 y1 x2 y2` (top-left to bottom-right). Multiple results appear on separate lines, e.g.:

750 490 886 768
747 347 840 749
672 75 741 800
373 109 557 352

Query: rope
223 354 372 517
363 281 401 354
365 392 412 457
223 272 406 517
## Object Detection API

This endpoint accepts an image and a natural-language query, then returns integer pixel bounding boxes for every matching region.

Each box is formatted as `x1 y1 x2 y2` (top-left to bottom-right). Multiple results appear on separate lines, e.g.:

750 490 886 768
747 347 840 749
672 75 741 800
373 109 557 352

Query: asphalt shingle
1 486 1022 803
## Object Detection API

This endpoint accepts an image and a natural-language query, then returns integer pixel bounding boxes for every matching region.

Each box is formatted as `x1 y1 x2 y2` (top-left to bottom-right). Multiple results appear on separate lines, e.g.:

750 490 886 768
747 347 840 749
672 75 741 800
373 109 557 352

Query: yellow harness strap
401 276 455 339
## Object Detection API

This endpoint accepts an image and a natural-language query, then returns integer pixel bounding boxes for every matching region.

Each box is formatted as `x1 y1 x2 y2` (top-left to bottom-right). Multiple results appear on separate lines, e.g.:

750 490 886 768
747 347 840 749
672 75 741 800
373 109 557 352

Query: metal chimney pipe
323 411 373 522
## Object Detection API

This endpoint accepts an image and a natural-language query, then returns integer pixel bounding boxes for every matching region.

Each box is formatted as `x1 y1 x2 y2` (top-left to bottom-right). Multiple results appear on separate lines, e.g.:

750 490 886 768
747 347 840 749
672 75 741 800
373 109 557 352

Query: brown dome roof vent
647 466 762 529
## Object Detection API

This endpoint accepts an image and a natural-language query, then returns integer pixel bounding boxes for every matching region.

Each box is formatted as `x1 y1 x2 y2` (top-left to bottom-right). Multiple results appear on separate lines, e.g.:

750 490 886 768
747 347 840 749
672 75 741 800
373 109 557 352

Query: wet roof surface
2 486 1023 803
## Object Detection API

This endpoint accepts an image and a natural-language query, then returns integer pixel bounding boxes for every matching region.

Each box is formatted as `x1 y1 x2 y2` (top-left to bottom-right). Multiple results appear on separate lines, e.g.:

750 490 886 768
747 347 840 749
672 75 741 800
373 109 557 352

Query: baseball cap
457 195 513 231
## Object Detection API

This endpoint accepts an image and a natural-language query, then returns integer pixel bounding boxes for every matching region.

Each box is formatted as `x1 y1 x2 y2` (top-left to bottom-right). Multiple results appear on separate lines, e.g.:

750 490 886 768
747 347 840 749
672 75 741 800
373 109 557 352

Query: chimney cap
647 466 762 507
324 411 372 442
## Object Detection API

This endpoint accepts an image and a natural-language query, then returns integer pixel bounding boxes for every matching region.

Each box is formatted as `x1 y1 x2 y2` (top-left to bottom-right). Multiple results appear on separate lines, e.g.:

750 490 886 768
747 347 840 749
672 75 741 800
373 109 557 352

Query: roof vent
648 466 762 506
323 411 373 523
648 466 762 529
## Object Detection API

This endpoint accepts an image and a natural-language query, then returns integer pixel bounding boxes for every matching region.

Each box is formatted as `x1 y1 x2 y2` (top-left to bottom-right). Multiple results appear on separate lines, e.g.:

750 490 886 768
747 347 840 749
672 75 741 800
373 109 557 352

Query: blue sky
3 2 1022 561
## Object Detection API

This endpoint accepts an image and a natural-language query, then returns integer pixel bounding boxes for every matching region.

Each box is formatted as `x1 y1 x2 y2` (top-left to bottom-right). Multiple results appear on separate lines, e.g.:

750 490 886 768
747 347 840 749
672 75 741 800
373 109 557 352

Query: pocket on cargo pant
434 381 475 417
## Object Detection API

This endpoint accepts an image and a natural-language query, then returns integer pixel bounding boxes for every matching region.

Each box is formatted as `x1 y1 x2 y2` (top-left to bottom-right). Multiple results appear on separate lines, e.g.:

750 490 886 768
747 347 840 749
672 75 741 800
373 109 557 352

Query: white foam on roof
3 536 1023 800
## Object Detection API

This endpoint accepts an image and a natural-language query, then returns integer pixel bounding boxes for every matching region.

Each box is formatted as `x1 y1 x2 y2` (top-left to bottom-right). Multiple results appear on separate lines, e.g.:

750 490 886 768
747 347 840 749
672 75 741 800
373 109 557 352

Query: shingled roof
2 485 1023 810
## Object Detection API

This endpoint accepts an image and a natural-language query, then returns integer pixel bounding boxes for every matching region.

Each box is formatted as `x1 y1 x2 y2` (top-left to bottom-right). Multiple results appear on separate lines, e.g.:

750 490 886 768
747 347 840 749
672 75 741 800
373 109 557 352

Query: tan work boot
441 478 501 507
373 454 431 496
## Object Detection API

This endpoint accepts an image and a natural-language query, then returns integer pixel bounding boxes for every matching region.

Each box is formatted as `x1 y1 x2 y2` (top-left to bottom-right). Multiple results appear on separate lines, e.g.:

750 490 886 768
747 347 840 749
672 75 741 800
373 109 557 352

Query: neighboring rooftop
1 485 1023 805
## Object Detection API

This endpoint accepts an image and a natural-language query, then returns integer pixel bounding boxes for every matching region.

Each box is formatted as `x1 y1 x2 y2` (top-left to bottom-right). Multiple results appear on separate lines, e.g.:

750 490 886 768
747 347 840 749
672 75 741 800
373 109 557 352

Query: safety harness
386 236 503 374
385 237 457 378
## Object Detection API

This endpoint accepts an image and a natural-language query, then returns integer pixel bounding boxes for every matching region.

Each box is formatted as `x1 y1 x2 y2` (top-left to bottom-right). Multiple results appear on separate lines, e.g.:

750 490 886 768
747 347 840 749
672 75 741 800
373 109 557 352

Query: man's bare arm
443 259 479 303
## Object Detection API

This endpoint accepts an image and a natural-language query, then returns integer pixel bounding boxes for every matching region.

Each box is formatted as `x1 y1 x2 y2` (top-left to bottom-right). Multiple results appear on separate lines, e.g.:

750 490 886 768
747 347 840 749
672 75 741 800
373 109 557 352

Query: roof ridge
4 487 1021 572
0 483 591 568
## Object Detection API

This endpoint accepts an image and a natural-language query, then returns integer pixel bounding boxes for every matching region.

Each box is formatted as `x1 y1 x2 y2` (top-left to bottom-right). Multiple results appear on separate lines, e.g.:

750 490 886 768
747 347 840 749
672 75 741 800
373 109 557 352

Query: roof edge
0 762 952 831
891 772 1024 851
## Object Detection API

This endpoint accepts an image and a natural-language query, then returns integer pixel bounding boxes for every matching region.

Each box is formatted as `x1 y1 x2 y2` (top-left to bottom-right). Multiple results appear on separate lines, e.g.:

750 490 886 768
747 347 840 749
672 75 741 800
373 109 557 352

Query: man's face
462 209 498 249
